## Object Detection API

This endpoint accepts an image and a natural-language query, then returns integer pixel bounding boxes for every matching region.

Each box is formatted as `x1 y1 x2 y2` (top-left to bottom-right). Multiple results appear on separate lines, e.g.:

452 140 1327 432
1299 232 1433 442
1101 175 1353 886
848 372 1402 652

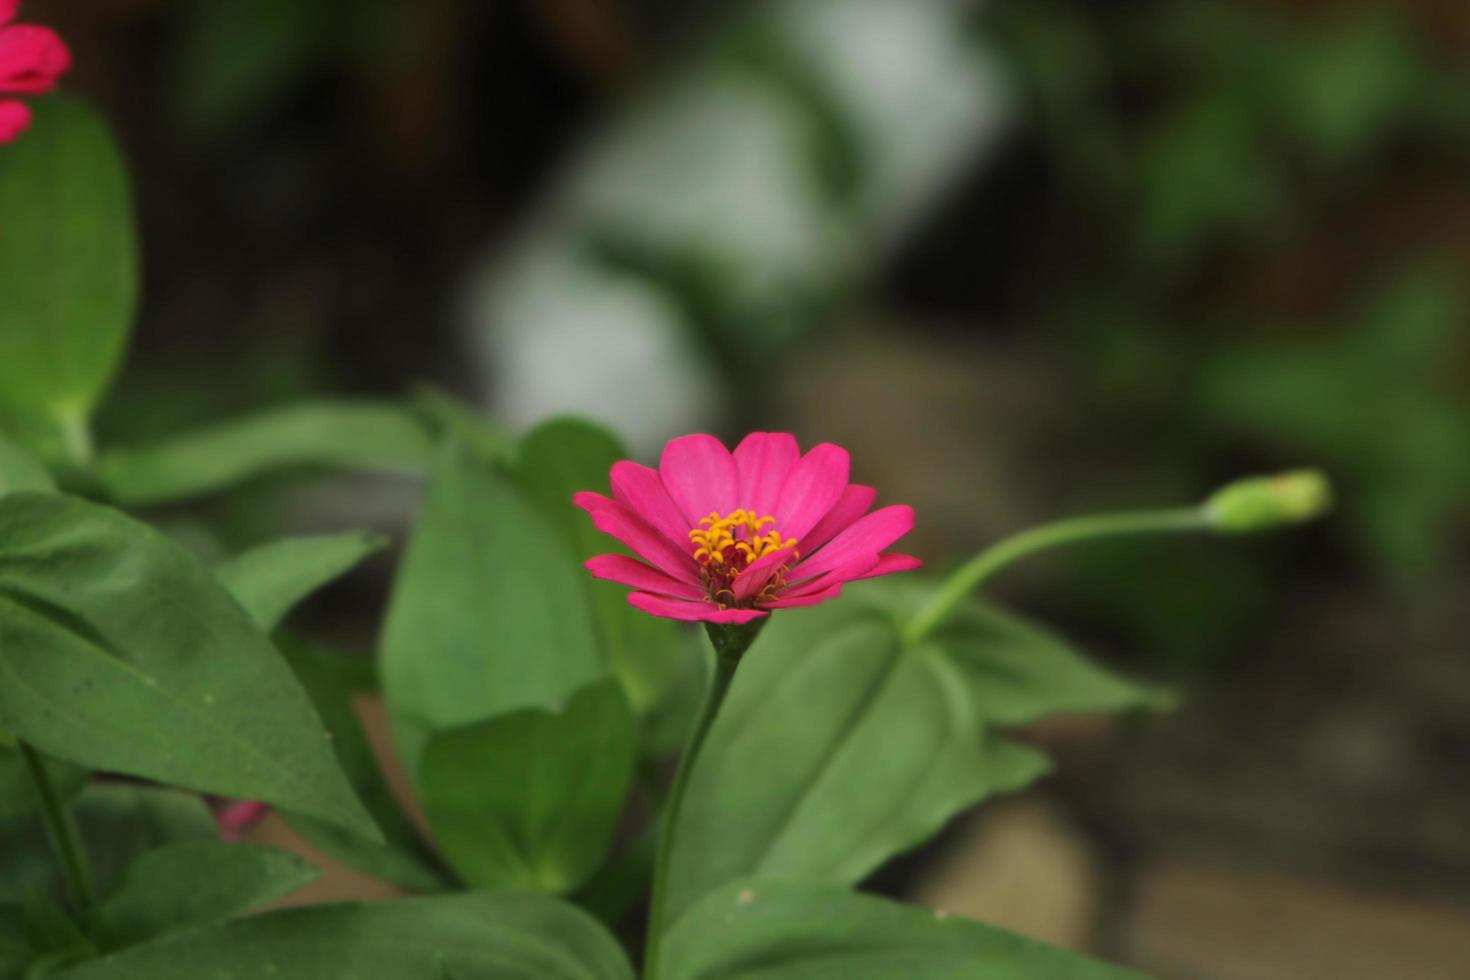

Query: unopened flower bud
1204 470 1333 534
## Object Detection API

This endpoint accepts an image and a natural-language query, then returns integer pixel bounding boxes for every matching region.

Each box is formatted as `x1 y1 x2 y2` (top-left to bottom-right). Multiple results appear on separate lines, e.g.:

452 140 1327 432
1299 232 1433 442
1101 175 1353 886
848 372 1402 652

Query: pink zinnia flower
0 0 71 145
575 433 920 624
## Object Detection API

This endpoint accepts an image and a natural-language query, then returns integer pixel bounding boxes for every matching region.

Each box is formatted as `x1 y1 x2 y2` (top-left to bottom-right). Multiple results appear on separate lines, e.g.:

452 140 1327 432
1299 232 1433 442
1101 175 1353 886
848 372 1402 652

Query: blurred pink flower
0 0 71 145
215 799 271 841
577 433 919 623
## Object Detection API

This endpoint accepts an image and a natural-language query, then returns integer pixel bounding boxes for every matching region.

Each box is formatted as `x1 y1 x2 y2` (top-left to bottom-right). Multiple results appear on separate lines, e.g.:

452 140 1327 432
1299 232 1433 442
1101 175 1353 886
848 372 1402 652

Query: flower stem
19 741 96 924
643 621 762 980
903 506 1210 645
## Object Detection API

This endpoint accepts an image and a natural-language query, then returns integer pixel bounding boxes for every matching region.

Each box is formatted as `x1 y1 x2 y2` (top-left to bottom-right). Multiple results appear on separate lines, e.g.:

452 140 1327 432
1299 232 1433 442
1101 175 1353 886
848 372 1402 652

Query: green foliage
0 785 215 906
936 603 1174 724
0 493 377 838
56 892 636 980
0 436 53 496
277 637 450 893
515 418 682 715
421 679 636 894
215 530 388 630
175 0 333 143
97 400 433 506
0 99 137 460
1196 271 1470 576
95 841 317 950
381 440 603 779
14 894 94 977
0 739 86 821
663 879 1147 979
663 585 1164 928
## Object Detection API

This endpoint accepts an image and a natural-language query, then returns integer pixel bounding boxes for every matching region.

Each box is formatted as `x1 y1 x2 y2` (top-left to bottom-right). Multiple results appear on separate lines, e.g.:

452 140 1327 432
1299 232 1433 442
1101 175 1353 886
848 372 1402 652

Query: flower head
0 0 72 145
575 433 920 624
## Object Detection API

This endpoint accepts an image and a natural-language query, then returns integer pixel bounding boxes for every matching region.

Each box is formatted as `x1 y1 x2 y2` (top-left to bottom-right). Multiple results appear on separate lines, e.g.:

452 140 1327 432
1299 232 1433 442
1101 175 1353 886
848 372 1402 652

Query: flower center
688 509 797 607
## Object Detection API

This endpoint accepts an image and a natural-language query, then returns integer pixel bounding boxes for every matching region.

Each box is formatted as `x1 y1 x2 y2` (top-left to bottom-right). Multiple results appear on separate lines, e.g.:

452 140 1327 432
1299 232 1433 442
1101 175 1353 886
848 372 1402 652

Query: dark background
37 1 1470 976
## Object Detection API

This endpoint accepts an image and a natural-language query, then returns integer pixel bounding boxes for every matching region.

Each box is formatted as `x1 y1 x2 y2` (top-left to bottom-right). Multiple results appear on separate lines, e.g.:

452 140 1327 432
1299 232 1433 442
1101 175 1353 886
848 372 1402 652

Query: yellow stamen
687 508 800 607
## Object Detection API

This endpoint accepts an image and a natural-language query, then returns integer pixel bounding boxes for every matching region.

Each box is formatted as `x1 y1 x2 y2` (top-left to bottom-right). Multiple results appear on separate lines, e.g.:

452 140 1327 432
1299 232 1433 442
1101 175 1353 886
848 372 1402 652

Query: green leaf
19 893 94 976
662 880 1148 979
96 400 433 506
0 493 379 839
514 418 682 715
0 436 53 496
277 637 451 893
935 603 1174 725
0 738 87 821
96 841 318 950
56 892 635 980
381 441 602 778
664 607 1043 927
411 388 516 464
0 784 216 905
216 530 388 630
0 98 137 440
421 679 635 893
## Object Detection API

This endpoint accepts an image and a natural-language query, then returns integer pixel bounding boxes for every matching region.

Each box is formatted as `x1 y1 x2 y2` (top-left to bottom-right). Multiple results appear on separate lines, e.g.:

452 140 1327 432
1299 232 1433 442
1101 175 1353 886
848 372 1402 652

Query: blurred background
38 0 1470 976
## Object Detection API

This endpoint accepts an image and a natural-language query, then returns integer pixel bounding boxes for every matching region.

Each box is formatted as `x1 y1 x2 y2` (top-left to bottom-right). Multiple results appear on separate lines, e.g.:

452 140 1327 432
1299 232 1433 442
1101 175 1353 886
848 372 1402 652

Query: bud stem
903 506 1210 645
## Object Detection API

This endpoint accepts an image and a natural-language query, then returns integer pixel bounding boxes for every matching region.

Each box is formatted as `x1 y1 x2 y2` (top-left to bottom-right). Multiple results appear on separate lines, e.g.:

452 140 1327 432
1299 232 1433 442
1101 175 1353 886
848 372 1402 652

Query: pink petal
854 552 922 580
773 443 849 541
791 505 914 579
611 461 693 551
734 432 799 517
0 25 70 94
731 545 797 603
660 434 738 524
762 583 844 609
799 483 876 553
590 505 700 583
0 98 27 143
628 591 767 624
0 1 16 28
783 553 881 597
585 554 704 599
573 490 616 514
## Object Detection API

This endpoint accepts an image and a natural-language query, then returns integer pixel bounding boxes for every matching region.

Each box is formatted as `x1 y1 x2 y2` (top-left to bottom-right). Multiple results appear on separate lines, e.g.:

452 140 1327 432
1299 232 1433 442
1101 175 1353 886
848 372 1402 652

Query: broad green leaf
381 441 602 778
0 738 87 820
216 530 388 630
278 637 451 893
57 892 635 980
0 493 378 839
0 98 137 437
421 679 635 893
936 604 1173 725
97 400 433 506
664 607 1044 927
662 880 1148 980
0 436 53 495
514 418 682 715
0 784 216 905
96 841 317 950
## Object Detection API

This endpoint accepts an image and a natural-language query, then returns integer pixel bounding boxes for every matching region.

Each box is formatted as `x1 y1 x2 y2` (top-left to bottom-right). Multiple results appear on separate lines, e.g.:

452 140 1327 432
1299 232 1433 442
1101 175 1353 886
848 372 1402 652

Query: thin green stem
903 506 1210 645
643 622 761 980
19 742 96 924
